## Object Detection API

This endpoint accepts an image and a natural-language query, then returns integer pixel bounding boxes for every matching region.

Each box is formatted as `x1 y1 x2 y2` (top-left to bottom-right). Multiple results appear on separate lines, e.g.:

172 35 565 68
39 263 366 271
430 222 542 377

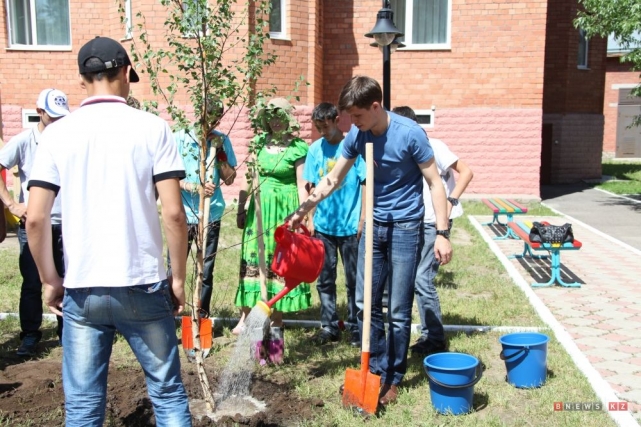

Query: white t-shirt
28 95 185 288
423 138 463 224
0 127 62 224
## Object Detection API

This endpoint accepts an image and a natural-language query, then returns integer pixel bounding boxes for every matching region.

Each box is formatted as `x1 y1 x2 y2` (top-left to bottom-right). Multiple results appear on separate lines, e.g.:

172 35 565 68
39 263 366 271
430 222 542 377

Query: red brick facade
540 0 607 183
1 0 608 198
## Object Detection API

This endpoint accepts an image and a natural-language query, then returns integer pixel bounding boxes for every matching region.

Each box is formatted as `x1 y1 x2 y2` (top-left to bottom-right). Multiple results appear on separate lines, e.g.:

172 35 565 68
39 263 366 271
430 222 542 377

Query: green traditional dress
235 134 312 312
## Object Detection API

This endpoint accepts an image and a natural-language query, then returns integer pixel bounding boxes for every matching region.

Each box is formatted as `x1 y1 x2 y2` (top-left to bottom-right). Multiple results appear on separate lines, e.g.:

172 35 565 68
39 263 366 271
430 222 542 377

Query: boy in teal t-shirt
303 102 366 346
169 100 237 316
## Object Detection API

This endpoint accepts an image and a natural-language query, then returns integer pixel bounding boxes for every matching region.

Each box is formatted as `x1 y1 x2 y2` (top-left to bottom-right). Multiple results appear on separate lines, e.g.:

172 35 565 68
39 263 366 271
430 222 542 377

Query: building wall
541 0 607 183
321 0 548 196
603 58 639 157
2 0 608 198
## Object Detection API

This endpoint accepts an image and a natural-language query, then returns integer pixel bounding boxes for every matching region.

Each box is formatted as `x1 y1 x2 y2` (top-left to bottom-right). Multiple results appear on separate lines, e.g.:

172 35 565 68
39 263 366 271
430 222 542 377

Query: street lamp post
365 0 403 110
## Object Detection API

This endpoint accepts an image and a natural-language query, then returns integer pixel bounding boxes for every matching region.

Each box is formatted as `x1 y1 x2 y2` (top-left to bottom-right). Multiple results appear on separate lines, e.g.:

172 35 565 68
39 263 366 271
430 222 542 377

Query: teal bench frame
507 220 583 288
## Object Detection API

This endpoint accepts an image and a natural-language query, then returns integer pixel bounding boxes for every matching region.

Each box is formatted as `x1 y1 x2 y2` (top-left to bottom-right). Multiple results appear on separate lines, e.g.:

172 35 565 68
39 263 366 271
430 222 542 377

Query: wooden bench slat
482 198 500 213
505 199 528 213
493 198 516 213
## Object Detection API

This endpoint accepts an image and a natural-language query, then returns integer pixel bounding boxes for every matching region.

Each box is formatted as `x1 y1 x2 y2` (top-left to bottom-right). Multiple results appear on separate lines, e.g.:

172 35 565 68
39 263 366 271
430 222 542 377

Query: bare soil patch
0 338 324 426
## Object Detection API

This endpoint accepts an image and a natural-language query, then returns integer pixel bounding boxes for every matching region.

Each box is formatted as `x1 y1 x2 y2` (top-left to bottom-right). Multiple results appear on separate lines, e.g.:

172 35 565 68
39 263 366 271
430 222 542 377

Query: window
124 0 133 39
7 0 71 48
269 0 286 39
578 29 589 69
21 109 40 129
391 0 451 49
414 109 434 129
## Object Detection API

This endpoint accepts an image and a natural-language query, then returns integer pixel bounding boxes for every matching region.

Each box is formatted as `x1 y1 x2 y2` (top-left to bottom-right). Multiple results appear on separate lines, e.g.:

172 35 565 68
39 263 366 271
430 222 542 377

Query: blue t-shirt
303 138 366 236
175 128 238 224
342 112 433 222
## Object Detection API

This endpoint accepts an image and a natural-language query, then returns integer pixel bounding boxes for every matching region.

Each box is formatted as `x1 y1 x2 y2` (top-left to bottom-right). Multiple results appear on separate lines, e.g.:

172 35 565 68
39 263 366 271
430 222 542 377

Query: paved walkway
478 211 641 426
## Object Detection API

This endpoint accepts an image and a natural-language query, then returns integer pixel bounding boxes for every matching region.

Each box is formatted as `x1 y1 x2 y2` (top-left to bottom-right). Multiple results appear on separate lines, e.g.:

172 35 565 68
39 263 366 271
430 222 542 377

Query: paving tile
627 358 641 366
584 348 631 362
601 333 636 341
594 310 638 320
619 389 641 406
592 360 641 375
592 322 621 330
561 317 599 327
574 336 617 348
616 345 641 355
569 326 609 337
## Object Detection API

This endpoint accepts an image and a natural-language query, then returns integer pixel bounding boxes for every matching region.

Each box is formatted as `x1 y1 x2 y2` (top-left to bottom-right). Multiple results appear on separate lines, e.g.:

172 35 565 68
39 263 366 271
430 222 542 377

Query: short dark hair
392 106 418 122
337 76 382 112
311 102 339 122
81 58 121 83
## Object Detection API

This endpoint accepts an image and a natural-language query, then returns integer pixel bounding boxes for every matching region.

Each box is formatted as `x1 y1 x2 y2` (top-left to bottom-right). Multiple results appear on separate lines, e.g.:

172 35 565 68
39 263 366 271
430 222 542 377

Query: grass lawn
0 201 617 426
598 161 641 195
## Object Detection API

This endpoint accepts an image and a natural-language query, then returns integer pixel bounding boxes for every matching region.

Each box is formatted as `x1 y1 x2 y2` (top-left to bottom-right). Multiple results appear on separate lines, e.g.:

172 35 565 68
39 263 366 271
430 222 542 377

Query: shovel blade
341 367 381 415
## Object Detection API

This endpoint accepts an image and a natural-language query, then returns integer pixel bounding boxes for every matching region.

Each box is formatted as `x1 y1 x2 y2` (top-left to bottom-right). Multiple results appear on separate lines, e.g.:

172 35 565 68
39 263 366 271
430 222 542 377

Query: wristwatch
447 197 459 206
436 229 450 239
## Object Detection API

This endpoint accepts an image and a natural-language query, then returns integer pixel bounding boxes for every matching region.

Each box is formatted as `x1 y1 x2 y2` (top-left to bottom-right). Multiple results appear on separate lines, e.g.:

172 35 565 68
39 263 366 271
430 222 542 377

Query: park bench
507 220 583 288
482 198 529 239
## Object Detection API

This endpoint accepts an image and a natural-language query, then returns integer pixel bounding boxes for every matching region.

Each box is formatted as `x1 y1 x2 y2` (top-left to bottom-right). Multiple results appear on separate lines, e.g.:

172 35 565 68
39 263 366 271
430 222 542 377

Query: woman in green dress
234 98 312 333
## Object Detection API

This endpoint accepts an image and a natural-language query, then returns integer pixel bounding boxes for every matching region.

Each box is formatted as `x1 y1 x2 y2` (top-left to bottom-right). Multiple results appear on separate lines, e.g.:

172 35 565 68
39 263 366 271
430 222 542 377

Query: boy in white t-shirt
25 36 191 425
392 106 474 357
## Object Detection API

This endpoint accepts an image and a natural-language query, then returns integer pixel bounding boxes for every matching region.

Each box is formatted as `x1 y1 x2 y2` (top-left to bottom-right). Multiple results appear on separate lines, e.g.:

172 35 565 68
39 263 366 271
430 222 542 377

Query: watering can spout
255 300 273 316
265 278 302 308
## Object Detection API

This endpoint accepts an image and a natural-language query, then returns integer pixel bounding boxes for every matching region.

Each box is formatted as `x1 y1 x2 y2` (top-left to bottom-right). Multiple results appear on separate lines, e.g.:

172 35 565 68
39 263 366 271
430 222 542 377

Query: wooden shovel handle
362 143 374 353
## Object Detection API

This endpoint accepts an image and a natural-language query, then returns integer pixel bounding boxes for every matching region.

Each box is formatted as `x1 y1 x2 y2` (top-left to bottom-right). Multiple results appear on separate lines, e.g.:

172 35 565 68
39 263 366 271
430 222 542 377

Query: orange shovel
342 142 381 415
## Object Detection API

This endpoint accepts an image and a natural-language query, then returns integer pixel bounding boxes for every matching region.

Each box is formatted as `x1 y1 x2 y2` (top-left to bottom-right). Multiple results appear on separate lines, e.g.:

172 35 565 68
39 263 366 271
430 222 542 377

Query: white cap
36 89 70 118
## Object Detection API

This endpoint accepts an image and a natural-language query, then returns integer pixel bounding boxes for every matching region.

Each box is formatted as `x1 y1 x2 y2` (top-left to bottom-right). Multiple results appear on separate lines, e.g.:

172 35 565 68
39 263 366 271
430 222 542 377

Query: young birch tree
119 0 277 412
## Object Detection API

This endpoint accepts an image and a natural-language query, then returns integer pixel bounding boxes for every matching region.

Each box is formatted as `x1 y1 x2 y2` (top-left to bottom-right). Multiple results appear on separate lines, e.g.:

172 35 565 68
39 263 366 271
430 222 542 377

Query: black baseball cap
78 36 140 83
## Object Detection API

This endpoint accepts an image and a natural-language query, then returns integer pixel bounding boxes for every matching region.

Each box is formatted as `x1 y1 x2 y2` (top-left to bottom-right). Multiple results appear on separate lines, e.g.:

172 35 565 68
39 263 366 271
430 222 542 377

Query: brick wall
323 0 548 110
542 0 607 114
603 57 639 156
429 108 542 197
1 0 607 197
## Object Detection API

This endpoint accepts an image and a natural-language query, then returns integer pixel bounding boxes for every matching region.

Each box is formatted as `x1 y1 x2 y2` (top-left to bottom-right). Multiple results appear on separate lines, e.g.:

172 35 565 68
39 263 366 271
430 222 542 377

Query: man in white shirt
0 88 69 356
392 106 474 357
26 36 191 426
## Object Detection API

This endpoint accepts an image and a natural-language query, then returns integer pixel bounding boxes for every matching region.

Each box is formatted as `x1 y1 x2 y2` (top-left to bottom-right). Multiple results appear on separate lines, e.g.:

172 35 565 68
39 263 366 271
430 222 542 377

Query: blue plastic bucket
423 352 482 415
499 332 549 388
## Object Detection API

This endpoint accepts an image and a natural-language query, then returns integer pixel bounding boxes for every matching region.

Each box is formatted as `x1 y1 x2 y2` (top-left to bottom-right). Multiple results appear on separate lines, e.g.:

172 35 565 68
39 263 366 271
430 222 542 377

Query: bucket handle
427 363 483 390
499 346 529 361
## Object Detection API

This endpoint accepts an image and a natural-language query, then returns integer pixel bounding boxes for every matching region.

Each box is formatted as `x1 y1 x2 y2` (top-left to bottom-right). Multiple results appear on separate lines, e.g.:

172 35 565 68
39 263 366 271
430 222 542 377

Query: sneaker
17 335 40 357
349 330 360 347
312 328 339 345
409 336 447 356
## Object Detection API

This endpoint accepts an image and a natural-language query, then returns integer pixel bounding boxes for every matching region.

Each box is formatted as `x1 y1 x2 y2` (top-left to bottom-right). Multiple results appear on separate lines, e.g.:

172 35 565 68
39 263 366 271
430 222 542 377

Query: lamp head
370 37 406 53
365 7 403 46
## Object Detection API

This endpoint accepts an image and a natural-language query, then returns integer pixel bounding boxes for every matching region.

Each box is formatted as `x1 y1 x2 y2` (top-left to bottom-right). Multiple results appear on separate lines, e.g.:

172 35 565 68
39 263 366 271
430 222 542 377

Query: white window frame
578 28 589 69
123 0 133 40
413 109 435 129
393 0 451 51
269 0 287 40
5 0 72 50
21 109 40 129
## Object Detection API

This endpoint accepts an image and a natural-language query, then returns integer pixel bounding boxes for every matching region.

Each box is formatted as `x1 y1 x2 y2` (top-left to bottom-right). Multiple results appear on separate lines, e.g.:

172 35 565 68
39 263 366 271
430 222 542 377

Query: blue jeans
62 280 191 427
18 224 64 340
356 220 423 385
167 221 220 315
315 231 359 335
414 222 446 343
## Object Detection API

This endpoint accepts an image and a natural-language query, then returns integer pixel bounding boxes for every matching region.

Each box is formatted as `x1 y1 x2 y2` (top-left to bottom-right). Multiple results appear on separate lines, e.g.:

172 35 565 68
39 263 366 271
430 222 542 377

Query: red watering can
255 223 324 315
